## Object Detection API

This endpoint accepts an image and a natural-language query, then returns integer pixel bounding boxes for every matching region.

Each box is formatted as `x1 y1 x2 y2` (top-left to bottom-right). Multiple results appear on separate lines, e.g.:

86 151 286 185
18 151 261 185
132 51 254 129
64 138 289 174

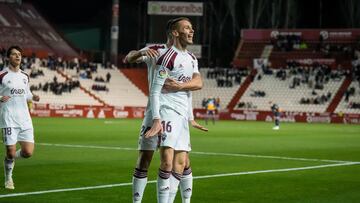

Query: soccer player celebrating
125 18 207 203
145 17 201 203
0 46 40 189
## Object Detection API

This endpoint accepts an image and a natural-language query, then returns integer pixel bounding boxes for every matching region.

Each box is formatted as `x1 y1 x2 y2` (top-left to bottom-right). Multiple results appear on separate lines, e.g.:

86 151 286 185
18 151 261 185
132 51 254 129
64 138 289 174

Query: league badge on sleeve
158 68 167 79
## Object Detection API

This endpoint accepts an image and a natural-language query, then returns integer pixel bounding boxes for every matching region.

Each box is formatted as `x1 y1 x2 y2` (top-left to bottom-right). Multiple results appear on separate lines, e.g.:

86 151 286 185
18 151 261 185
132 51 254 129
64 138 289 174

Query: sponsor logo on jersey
178 74 191 82
10 88 25 95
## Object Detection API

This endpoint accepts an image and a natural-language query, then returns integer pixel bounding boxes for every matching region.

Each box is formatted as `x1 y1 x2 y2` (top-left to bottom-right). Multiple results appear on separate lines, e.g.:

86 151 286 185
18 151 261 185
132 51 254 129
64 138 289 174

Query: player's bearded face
176 20 194 45
9 50 22 67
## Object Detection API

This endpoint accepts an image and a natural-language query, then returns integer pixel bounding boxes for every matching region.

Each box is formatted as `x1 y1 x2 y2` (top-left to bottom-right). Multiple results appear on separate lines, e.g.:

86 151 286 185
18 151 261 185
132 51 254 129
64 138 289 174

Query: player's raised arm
124 49 159 64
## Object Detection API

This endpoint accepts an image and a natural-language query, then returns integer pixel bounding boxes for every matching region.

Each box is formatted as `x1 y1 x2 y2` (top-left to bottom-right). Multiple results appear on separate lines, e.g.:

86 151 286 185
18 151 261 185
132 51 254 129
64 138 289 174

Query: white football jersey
0 67 33 128
151 46 199 119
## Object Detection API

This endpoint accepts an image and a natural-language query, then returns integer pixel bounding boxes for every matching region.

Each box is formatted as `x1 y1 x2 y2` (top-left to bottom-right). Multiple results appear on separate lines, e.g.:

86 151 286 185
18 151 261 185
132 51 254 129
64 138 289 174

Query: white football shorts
159 107 191 152
2 127 34 146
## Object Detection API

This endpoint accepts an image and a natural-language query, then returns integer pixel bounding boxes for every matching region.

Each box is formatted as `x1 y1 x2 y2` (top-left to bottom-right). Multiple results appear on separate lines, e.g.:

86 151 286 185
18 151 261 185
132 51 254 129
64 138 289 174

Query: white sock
180 167 193 203
4 158 15 181
15 150 23 159
157 169 170 203
168 171 181 203
132 168 148 203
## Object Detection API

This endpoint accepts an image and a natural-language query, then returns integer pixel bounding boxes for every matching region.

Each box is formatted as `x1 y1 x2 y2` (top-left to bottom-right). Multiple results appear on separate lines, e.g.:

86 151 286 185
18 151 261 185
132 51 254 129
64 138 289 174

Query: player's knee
175 156 186 169
21 150 33 158
160 160 172 171
174 161 186 172
185 157 191 168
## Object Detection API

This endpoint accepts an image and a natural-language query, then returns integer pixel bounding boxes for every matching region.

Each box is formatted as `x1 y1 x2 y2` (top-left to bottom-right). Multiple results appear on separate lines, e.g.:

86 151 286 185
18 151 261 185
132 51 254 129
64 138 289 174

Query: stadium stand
235 69 345 112
335 81 360 114
192 68 248 109
61 66 147 107
0 3 78 57
23 59 102 106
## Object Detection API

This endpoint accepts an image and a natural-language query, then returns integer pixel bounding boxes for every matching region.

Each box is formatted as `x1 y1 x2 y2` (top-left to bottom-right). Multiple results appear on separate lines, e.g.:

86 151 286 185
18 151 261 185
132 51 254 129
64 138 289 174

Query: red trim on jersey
0 71 8 84
156 49 171 65
156 48 177 70
167 52 177 70
187 51 196 60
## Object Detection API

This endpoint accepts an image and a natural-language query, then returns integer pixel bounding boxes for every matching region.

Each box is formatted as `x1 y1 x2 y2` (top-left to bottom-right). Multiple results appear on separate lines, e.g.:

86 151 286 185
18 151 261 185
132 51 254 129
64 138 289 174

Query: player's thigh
174 118 191 152
159 146 174 171
18 127 34 144
138 115 159 151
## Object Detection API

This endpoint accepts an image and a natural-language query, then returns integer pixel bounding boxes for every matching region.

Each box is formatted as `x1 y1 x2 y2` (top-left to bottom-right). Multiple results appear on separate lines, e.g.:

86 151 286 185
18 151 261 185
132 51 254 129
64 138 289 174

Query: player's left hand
141 49 159 58
163 78 182 92
190 120 208 132
32 95 40 102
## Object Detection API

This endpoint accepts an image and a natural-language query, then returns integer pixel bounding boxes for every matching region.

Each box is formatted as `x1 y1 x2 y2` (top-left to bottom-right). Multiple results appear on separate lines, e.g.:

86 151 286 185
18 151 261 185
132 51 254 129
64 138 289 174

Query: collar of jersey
171 45 187 54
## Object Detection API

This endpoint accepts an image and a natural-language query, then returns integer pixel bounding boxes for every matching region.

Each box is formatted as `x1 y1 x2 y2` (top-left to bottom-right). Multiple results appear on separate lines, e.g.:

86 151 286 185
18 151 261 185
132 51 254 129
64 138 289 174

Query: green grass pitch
0 118 359 202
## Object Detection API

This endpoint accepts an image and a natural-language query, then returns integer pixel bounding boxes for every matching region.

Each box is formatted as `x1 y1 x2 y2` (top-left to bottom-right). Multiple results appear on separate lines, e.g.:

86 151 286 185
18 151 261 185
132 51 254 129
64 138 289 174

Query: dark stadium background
26 0 359 67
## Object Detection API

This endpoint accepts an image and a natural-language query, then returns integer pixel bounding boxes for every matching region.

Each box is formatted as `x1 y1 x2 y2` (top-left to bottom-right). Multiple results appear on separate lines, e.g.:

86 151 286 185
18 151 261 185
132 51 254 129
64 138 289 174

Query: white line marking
0 162 358 198
191 151 351 163
38 143 135 151
37 143 356 164
194 162 359 179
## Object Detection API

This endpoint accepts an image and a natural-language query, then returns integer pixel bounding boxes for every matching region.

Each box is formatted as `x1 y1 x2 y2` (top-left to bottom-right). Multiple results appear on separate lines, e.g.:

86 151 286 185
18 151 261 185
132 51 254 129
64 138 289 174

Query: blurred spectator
106 72 111 83
92 84 108 92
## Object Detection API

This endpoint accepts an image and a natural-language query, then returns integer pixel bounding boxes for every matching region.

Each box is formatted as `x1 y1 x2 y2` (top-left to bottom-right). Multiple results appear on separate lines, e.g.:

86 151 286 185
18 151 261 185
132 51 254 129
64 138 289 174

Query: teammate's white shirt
150 46 199 120
139 44 168 117
0 67 33 128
